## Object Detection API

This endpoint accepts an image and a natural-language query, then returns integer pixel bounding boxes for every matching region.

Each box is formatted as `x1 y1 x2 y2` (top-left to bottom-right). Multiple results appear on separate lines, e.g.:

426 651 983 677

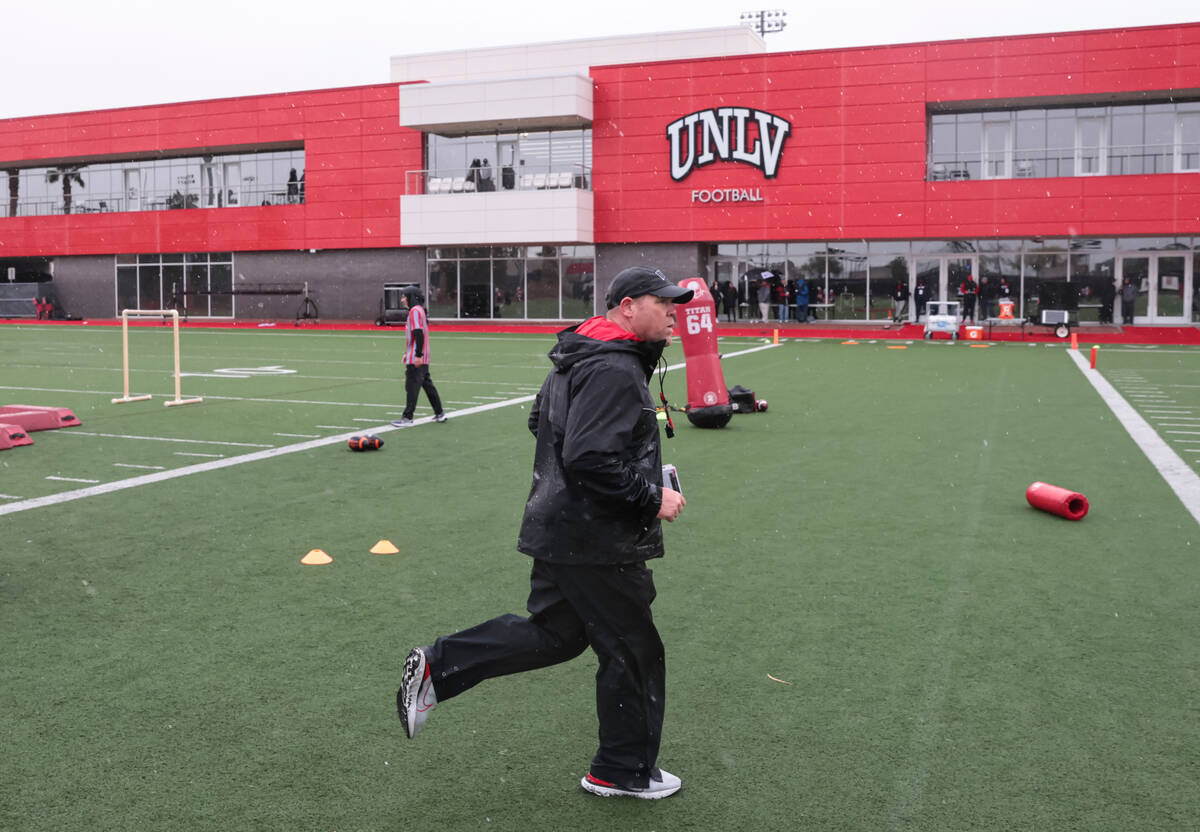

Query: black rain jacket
517 320 666 565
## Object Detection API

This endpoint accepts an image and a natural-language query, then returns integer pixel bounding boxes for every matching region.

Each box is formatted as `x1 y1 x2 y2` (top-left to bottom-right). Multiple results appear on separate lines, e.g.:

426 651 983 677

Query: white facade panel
400 73 592 133
401 190 594 246
391 26 764 85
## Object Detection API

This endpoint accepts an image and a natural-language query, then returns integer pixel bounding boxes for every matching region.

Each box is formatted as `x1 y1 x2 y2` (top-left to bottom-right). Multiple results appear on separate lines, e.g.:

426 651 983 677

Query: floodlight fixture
740 9 788 37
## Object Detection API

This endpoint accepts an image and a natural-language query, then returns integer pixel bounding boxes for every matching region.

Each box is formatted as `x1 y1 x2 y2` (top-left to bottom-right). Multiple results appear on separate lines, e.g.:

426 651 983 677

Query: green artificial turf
2 326 1199 831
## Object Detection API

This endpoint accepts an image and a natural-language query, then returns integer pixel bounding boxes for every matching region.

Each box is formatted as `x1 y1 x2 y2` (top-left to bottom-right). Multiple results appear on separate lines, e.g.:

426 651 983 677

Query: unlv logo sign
666 107 791 181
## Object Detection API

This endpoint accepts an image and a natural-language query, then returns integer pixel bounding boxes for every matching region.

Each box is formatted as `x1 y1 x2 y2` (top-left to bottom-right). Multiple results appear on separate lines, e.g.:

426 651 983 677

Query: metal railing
0 187 303 218
405 164 591 196
930 142 1199 181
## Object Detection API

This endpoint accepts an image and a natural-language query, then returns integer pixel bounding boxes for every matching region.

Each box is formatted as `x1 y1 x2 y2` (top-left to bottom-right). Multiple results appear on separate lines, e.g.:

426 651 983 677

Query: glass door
708 256 742 318
1153 255 1191 323
909 256 976 321
1118 256 1150 323
498 140 519 190
945 257 976 304
1118 254 1193 324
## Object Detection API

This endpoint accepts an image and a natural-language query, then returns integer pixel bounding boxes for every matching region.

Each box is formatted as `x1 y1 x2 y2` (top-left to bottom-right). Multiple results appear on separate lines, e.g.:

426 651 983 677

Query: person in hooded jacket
396 266 691 800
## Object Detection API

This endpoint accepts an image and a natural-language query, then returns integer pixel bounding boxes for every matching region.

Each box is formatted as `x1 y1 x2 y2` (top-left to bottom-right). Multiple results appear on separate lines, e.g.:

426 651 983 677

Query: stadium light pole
739 9 788 38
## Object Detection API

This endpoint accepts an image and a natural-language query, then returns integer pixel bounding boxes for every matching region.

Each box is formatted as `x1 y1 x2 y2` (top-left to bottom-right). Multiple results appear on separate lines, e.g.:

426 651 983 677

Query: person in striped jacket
391 290 447 427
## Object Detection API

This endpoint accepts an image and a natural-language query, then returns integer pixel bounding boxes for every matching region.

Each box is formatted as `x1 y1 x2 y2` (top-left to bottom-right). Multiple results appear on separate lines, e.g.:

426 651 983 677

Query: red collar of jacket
575 316 642 342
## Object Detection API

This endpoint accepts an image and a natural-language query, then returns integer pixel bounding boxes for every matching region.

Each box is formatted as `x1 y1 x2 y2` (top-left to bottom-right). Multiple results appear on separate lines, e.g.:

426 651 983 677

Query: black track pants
403 363 443 419
423 558 665 789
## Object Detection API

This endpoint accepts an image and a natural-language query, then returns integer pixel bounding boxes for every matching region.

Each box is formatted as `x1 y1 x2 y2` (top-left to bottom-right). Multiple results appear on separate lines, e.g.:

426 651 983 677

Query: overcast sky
1 0 1195 120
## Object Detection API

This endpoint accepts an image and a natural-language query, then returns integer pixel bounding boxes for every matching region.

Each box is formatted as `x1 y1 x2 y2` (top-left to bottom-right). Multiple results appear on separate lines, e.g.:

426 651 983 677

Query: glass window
1070 249 1116 323
912 240 976 254
1023 252 1069 320
427 261 457 318
1119 236 1190 251
426 129 592 189
869 255 909 322
209 264 233 317
526 256 559 319
929 115 957 179
1077 116 1107 176
458 261 490 318
116 266 138 312
1180 113 1200 172
983 114 1012 179
954 114 982 180
4 148 302 216
562 258 594 320
831 256 867 320
493 258 523 319
137 265 162 309
979 254 1021 318
185 264 209 316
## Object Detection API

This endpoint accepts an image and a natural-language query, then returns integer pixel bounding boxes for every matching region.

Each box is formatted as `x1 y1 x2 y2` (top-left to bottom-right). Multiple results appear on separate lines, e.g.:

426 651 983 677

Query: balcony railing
405 164 591 196
929 142 1199 181
0 186 304 218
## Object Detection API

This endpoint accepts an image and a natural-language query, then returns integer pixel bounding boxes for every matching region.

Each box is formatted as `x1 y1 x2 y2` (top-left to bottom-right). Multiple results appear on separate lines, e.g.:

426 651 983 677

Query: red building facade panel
1 24 1198 263
591 22 1200 244
0 84 421 257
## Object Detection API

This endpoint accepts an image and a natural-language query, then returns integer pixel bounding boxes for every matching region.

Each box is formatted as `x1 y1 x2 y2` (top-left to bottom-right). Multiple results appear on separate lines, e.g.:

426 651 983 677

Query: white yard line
0 343 777 517
113 463 167 470
174 452 225 458
0 494 25 500
60 431 273 448
45 476 101 484
1068 350 1200 526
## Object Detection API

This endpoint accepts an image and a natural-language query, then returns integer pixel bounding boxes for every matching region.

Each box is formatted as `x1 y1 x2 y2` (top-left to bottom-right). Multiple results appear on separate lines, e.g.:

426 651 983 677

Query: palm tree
46 165 86 213
5 168 18 217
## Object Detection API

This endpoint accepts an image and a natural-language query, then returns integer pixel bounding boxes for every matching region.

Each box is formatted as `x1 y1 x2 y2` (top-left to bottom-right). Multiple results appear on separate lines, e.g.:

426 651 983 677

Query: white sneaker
434 413 447 423
580 768 681 799
397 647 437 738
391 417 413 427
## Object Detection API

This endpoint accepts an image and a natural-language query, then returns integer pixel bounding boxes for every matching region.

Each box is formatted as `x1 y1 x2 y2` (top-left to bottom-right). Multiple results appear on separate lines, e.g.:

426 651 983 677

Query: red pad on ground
1026 481 1089 521
0 422 34 449
0 405 83 431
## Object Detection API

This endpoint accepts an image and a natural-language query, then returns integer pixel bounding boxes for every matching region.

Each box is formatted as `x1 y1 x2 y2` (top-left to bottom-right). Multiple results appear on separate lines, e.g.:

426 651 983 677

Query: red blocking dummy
676 277 733 429
1026 481 1089 520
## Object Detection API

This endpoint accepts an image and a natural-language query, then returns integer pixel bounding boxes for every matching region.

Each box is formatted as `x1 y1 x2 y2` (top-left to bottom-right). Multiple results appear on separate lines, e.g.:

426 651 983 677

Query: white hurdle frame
111 309 203 407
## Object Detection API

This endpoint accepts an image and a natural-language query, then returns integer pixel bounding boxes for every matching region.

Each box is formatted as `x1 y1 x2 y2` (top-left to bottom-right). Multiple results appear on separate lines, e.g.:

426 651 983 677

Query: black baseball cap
605 267 694 309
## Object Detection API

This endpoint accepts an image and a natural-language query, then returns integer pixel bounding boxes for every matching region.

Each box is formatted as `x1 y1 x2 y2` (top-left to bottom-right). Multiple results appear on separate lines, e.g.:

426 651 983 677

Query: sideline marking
0 343 777 517
60 431 273 448
1068 350 1200 526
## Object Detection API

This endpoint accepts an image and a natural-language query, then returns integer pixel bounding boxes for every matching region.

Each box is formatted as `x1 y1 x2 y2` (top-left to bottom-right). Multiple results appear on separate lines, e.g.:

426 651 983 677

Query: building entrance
912 255 978 320
1117 253 1192 324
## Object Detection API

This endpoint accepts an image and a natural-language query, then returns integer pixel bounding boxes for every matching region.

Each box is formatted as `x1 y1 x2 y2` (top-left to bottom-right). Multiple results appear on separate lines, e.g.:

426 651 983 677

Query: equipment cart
924 300 962 340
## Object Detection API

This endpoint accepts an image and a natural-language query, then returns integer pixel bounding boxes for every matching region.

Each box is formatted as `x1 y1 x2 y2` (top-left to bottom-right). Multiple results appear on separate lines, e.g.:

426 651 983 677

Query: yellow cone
301 549 333 565
370 540 400 555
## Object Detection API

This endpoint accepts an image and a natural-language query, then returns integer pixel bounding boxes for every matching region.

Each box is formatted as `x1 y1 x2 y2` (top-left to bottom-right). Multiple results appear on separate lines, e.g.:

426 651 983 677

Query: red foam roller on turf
1026 481 1089 521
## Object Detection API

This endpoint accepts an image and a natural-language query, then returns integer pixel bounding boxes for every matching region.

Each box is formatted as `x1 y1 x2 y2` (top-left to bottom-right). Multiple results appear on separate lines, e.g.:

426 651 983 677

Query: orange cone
301 549 333 565
370 540 400 555
1069 331 1078 350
